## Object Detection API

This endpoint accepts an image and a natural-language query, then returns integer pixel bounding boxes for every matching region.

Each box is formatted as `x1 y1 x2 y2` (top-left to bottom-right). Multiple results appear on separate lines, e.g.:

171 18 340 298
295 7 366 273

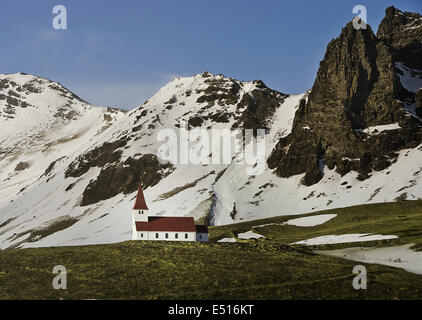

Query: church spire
133 183 148 210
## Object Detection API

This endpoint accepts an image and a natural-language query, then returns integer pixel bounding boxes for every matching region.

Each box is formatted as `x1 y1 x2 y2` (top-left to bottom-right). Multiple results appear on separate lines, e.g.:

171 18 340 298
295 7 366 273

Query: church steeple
133 183 148 211
132 183 149 238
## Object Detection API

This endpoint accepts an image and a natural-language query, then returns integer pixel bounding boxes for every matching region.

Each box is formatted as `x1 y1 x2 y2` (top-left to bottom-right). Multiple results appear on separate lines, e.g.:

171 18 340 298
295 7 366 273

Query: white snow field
217 238 236 243
284 214 337 227
0 71 421 249
237 230 265 239
362 123 401 135
292 234 398 246
396 62 422 122
319 244 422 275
396 62 422 94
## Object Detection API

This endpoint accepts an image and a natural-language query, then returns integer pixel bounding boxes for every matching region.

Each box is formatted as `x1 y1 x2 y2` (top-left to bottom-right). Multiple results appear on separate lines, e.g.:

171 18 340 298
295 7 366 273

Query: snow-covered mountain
0 73 124 203
0 6 421 249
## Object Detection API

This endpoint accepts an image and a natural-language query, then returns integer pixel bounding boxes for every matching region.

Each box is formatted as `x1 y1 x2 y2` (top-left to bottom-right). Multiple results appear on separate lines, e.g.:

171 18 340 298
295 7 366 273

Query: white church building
131 184 208 242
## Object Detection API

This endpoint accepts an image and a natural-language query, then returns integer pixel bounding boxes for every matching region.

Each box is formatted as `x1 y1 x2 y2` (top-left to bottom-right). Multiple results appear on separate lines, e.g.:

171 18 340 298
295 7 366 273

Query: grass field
0 201 421 300
211 200 422 251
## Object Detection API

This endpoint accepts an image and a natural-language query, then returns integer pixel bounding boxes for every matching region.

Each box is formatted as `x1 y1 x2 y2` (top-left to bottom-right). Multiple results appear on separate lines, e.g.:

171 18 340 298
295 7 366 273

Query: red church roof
133 184 149 210
136 217 197 232
195 225 208 233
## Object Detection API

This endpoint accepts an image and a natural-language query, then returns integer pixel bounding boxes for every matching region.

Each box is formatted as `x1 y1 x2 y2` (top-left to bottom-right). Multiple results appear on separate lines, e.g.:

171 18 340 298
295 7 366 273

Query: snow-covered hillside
212 59 422 225
0 67 421 249
0 73 124 204
0 72 290 248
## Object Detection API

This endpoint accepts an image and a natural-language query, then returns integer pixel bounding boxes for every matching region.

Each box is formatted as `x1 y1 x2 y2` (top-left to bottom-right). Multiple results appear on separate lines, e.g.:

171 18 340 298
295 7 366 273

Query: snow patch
285 214 337 227
292 233 398 246
360 123 401 135
217 237 236 243
237 230 264 239
319 243 422 275
395 62 422 93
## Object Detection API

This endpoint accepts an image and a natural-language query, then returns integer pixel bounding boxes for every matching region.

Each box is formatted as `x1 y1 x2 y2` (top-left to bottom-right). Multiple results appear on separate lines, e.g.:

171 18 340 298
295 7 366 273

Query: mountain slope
0 73 124 204
0 72 296 248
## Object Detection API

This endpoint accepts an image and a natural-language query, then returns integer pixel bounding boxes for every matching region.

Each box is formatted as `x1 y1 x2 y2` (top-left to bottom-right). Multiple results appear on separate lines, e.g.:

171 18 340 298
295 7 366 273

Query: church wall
136 231 196 241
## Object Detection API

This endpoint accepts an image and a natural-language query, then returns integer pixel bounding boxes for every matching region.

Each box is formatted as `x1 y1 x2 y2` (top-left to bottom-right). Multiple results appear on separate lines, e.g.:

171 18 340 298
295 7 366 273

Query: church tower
132 183 149 240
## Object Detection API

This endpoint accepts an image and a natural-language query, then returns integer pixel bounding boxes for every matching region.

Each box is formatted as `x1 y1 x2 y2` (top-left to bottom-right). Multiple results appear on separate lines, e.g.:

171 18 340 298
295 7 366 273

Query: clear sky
0 0 420 109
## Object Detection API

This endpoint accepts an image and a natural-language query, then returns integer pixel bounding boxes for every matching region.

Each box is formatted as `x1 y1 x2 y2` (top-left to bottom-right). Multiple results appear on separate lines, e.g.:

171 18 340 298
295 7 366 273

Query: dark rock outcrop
190 76 287 130
232 85 288 131
195 77 241 107
416 89 422 117
65 138 128 178
15 162 30 171
377 6 422 69
80 154 173 206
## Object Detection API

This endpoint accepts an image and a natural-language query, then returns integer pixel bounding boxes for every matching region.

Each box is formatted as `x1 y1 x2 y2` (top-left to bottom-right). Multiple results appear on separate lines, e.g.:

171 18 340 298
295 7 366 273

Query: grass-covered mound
1 240 422 300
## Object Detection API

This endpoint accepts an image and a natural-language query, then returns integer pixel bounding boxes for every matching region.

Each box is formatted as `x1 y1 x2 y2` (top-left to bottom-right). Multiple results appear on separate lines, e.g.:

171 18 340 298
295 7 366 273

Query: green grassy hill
0 201 422 300
211 200 422 251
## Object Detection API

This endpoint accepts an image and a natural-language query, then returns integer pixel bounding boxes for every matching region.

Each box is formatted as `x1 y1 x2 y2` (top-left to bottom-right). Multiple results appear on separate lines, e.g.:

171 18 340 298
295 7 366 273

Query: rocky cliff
268 6 422 185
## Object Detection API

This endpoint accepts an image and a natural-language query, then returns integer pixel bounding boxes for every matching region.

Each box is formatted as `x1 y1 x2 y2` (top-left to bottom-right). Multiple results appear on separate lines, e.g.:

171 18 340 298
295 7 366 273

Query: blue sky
0 0 420 109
